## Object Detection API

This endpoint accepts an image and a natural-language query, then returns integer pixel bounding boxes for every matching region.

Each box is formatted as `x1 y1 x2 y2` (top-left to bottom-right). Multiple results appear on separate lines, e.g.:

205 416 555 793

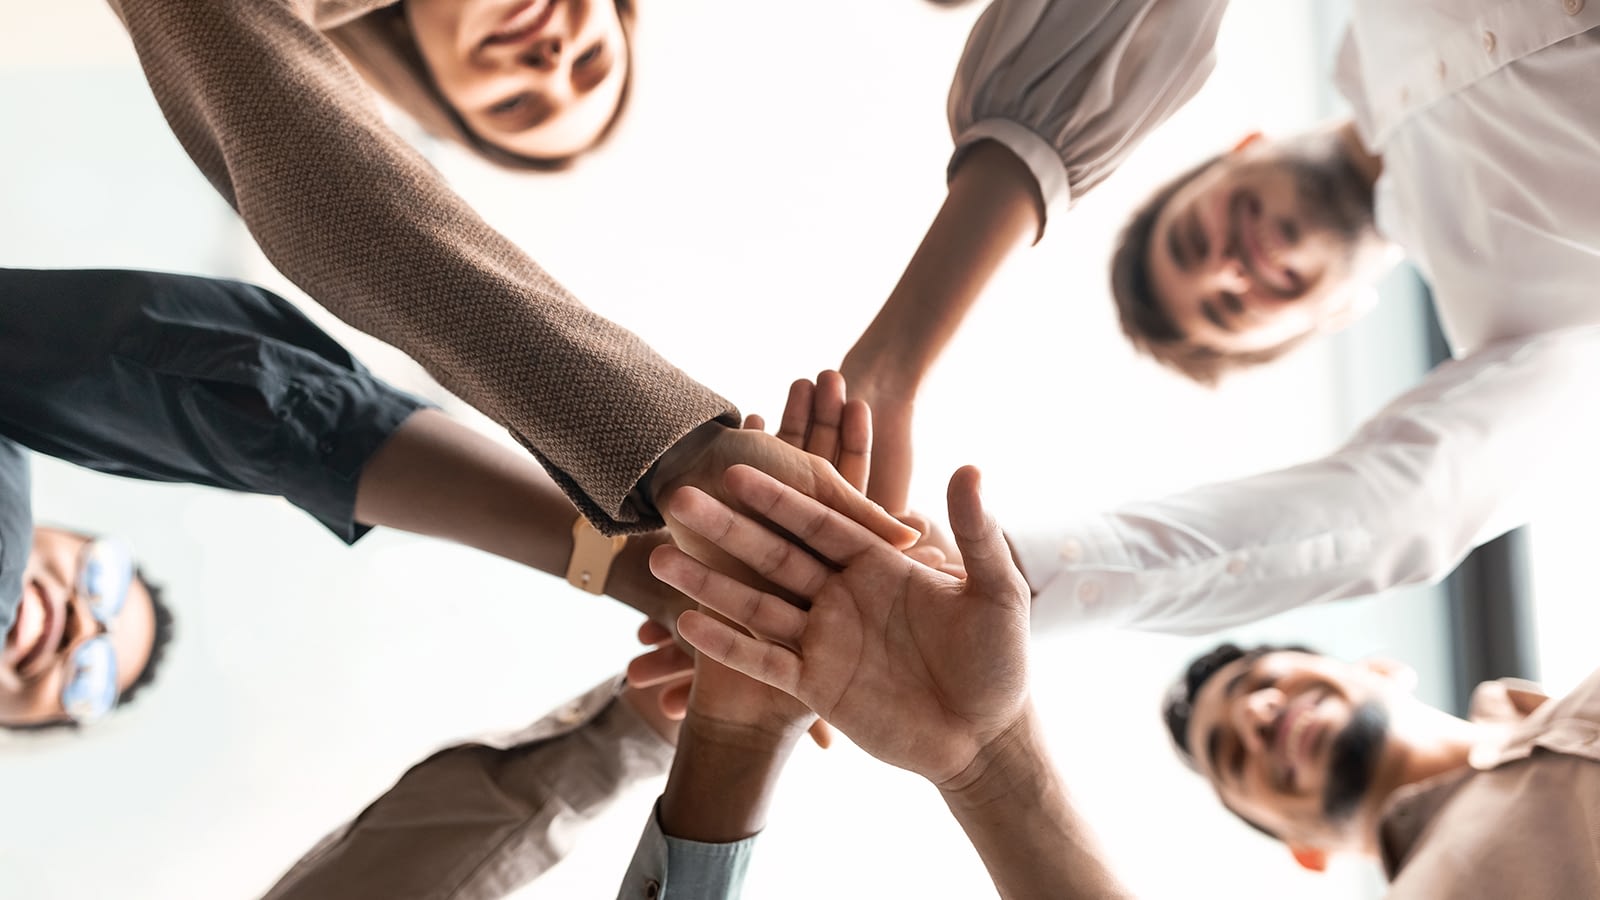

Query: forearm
353 409 678 620
842 140 1042 389
659 713 801 844
940 706 1130 900
1024 328 1600 634
108 0 734 531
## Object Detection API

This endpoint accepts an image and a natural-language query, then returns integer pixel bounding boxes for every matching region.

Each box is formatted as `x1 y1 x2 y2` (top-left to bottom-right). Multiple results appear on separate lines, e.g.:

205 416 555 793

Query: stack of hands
611 372 1125 897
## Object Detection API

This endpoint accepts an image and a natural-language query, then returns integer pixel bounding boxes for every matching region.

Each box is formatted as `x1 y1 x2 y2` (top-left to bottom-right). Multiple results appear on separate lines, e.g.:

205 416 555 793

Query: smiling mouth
12 579 64 678
1229 191 1299 298
482 0 559 50
1273 693 1329 790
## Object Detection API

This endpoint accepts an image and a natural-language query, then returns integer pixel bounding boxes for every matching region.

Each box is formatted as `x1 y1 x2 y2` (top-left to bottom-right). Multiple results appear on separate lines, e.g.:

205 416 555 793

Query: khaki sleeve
104 0 738 533
262 680 676 900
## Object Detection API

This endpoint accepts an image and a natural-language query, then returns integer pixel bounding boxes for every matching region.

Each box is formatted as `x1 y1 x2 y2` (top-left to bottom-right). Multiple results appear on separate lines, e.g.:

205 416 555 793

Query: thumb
945 466 1020 595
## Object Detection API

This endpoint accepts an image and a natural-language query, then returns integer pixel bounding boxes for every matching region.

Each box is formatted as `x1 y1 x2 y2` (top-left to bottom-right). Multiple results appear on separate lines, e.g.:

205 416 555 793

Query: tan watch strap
567 517 628 595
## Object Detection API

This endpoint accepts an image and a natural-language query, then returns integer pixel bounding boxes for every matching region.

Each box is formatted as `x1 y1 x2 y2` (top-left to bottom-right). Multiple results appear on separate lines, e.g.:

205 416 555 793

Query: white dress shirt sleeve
947 0 1227 232
1021 325 1600 635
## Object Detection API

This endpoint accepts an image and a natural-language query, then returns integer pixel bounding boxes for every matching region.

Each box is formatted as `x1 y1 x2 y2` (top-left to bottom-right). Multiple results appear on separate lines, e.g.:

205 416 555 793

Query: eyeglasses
60 539 135 725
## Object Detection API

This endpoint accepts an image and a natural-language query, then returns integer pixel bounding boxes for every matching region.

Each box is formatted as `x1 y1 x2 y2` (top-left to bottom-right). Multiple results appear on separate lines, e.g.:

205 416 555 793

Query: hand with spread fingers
650 465 1133 899
638 371 870 848
651 463 1029 788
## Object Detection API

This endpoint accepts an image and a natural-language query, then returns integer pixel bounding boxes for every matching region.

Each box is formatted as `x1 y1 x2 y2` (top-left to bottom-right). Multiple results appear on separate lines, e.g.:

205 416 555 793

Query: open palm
652 463 1032 786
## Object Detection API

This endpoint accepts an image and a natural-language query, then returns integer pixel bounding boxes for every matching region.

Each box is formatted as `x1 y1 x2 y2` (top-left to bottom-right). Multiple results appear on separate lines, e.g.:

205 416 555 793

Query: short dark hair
115 571 174 711
1163 641 1315 841
1108 155 1313 386
4 570 175 734
1162 641 1314 770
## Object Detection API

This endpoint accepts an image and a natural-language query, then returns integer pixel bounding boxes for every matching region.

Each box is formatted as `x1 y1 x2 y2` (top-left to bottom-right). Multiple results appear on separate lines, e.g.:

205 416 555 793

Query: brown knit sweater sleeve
105 0 737 533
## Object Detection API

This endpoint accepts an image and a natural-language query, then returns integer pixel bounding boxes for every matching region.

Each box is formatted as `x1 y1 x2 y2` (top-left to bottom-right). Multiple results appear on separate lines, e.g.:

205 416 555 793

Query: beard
1321 700 1389 823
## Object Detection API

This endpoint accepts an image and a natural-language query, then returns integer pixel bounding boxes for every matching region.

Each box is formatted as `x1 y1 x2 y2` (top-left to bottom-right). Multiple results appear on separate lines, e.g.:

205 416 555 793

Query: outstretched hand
651 464 1032 788
648 392 914 552
630 372 872 747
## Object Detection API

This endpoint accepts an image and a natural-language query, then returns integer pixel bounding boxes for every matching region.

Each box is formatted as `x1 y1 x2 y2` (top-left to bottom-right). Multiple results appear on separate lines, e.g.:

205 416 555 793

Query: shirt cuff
949 118 1072 241
1011 514 1135 632
618 800 758 900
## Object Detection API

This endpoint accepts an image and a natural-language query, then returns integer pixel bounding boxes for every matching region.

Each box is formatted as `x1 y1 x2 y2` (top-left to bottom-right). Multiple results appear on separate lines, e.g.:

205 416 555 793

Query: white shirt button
557 703 586 725
1059 539 1083 562
1226 556 1248 576
1077 581 1102 605
1482 30 1497 54
1565 0 1586 15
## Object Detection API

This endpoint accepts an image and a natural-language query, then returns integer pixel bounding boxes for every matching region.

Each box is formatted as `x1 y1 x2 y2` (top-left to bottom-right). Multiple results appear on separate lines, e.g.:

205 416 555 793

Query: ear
1231 131 1266 154
1360 656 1418 693
1289 845 1328 873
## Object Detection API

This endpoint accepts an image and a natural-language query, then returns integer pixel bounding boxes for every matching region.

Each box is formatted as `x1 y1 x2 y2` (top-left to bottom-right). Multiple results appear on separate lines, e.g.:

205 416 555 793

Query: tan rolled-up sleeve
104 0 738 533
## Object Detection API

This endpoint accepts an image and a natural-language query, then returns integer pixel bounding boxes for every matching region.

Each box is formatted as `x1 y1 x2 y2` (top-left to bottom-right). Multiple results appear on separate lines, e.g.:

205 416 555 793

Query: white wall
0 1 1449 898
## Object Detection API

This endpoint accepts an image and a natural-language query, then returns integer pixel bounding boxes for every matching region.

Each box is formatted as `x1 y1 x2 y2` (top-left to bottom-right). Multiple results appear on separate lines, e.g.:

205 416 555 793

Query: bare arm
941 708 1130 900
353 409 684 625
841 141 1042 512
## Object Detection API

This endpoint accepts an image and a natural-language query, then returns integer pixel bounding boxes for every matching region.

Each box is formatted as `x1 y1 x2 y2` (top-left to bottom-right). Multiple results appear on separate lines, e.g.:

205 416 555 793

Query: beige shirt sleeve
262 677 676 900
948 0 1226 230
103 0 737 533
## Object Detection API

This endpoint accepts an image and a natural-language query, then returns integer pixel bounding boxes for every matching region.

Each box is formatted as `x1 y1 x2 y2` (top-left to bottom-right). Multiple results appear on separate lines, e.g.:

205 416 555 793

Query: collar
1378 671 1600 878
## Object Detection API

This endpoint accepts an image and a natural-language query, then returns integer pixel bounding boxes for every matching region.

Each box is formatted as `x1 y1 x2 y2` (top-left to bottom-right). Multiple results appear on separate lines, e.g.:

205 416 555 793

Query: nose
1234 688 1282 755
1201 248 1253 296
62 593 106 649
520 36 563 71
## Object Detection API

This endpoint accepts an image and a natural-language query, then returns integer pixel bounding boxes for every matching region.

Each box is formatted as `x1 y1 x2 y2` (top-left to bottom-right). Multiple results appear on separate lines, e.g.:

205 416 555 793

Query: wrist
683 705 809 755
604 530 667 618
841 342 926 398
659 709 802 843
645 420 727 508
937 704 1049 809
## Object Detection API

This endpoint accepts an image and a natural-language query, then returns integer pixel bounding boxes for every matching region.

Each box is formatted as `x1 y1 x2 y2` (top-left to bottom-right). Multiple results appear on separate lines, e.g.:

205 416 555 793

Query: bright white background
0 1 1459 898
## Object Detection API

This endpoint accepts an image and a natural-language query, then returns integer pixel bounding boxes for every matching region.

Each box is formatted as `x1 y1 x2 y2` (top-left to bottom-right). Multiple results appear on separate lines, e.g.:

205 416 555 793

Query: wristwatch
567 516 628 595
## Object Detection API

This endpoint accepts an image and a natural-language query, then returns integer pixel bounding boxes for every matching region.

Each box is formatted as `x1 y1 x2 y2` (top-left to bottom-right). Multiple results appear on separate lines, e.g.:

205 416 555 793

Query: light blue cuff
617 799 758 899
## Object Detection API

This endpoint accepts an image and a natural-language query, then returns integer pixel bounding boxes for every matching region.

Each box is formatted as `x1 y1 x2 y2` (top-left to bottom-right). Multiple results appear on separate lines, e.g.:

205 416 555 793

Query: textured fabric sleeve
617 800 758 900
948 0 1227 229
263 677 676 900
103 0 738 534
1020 326 1600 635
0 439 32 639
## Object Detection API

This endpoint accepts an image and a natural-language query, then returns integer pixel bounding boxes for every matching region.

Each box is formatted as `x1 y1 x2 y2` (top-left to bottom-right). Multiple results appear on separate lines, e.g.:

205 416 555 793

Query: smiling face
0 528 155 726
405 0 631 161
1138 128 1389 358
1185 650 1395 851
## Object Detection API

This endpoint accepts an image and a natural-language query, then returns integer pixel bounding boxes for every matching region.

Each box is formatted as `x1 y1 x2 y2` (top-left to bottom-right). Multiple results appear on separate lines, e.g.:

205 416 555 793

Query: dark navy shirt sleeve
0 268 431 552
0 438 32 638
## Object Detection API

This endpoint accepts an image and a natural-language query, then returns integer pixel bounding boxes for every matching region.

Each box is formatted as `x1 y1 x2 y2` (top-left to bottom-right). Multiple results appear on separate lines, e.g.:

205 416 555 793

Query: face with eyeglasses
405 0 631 160
0 528 154 727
